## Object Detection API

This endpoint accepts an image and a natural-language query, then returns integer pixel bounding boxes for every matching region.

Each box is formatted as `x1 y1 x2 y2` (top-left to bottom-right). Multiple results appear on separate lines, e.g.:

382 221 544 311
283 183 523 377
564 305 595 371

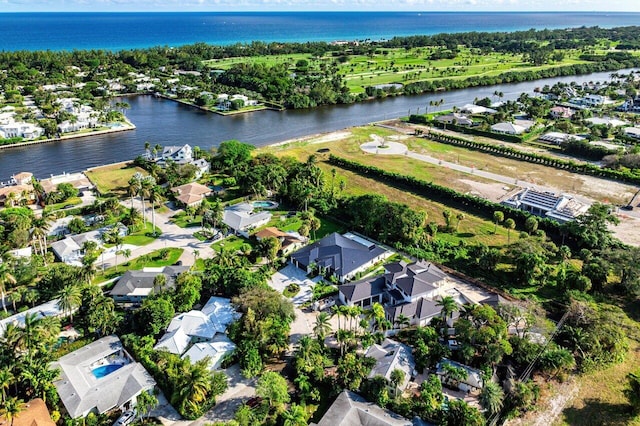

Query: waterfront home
0 183 35 207
435 113 473 126
290 232 391 284
40 172 94 196
254 227 306 255
157 144 193 165
222 203 272 236
51 335 156 418
154 297 239 363
460 104 496 115
501 188 589 223
0 121 44 140
436 359 484 393
0 398 56 426
490 122 526 135
311 390 419 426
171 182 212 207
12 171 33 185
366 338 416 391
109 265 189 305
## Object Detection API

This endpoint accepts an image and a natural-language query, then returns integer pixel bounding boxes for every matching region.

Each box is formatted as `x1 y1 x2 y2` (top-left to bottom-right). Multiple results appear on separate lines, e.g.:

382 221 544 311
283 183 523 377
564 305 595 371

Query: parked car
113 410 136 426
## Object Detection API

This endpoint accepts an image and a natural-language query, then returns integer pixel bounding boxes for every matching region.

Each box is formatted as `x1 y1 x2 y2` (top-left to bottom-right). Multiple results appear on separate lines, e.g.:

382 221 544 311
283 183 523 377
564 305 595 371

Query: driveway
267 264 320 306
191 364 257 425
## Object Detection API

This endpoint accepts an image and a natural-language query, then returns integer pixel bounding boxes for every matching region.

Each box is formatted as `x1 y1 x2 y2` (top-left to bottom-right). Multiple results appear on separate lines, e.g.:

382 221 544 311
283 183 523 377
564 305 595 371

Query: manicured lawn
43 196 82 212
94 247 183 283
211 235 251 253
122 222 162 246
171 212 203 228
85 163 148 196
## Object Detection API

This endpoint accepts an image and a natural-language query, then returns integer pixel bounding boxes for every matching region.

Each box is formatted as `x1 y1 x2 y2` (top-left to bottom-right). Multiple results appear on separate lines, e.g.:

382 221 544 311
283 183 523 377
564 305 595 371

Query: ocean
1 11 639 52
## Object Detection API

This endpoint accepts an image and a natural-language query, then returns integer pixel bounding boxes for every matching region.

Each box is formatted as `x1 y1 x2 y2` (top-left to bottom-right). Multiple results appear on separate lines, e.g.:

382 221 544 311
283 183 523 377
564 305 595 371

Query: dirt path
505 379 580 426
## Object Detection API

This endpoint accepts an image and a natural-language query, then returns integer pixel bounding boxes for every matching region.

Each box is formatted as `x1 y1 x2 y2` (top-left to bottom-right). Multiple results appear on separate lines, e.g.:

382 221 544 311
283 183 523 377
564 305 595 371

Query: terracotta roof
255 227 288 239
172 182 211 196
1 399 56 426
13 172 33 182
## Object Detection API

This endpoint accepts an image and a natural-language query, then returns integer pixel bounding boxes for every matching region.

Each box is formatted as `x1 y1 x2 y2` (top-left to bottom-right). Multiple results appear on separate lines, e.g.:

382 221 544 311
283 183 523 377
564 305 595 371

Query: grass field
202 45 637 95
94 247 183 283
122 222 162 246
85 163 148 196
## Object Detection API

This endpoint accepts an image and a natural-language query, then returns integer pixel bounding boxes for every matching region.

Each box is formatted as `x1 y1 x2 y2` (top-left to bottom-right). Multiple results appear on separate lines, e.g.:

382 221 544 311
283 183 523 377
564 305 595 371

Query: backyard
85 162 148 196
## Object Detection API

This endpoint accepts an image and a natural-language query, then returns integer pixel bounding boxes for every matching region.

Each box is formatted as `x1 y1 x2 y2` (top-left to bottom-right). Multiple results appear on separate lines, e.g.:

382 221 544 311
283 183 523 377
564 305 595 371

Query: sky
1 0 639 12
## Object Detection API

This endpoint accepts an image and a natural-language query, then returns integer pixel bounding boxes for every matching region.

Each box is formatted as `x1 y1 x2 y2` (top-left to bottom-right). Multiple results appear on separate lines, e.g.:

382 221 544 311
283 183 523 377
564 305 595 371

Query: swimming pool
252 200 279 209
92 364 123 379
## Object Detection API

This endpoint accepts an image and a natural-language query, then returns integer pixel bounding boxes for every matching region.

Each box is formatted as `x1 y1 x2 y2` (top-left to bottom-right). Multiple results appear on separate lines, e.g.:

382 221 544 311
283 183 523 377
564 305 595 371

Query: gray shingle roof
366 338 416 388
109 266 188 297
385 298 441 323
312 390 416 426
291 232 386 278
339 276 386 304
51 335 155 418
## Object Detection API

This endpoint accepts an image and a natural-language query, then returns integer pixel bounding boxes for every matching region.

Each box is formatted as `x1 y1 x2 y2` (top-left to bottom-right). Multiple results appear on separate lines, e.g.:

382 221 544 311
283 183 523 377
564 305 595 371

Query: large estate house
110 265 189 305
290 232 392 283
154 144 210 177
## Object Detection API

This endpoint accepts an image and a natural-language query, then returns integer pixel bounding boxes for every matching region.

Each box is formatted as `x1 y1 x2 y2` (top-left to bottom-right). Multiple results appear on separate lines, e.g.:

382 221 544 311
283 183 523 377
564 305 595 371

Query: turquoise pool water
92 364 123 379
252 201 278 209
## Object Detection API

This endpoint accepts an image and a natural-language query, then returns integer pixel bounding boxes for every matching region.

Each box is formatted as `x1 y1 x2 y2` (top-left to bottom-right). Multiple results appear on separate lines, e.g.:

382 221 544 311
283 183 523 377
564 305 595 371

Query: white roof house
365 338 416 390
0 299 65 336
154 297 239 357
491 122 526 135
624 127 640 139
51 335 156 418
586 117 628 127
222 203 272 234
460 104 496 114
181 334 236 370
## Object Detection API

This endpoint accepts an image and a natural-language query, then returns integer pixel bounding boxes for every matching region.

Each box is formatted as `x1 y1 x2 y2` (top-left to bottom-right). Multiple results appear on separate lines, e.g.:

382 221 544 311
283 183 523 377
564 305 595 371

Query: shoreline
155 94 283 116
0 121 136 151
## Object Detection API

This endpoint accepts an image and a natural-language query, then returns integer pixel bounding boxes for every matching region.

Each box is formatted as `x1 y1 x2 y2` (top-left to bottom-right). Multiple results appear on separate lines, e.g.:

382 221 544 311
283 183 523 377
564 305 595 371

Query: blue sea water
0 12 639 52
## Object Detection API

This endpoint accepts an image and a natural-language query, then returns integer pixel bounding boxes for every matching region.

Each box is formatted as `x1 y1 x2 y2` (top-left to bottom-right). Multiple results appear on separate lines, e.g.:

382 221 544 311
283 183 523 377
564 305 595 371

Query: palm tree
480 381 504 415
493 211 504 234
0 262 17 313
390 368 406 397
0 397 26 426
148 185 163 236
313 312 332 343
56 285 81 323
436 296 457 322
135 390 159 422
504 218 516 243
395 313 411 330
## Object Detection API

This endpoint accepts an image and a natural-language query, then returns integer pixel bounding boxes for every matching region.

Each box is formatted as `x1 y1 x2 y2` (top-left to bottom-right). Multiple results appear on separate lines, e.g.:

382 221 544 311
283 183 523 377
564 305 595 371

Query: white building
0 122 44 140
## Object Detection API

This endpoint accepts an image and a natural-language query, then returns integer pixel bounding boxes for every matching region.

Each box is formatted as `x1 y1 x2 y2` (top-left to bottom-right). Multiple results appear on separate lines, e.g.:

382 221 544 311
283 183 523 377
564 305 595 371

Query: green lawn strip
211 235 252 253
93 247 184 284
86 163 149 195
171 212 203 228
43 196 82 212
122 222 162 246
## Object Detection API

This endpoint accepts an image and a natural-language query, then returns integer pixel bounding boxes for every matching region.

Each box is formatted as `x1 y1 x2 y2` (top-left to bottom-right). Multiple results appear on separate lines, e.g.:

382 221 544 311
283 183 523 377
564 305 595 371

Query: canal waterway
0 69 632 181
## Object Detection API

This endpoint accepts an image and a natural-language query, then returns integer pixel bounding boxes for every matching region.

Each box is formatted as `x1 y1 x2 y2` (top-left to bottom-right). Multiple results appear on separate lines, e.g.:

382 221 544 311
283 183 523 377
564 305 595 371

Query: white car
113 410 136 426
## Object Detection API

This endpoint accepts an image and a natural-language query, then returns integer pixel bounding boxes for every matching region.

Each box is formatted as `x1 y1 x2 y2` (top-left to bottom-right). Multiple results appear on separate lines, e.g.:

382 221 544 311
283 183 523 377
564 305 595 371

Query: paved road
95 199 214 269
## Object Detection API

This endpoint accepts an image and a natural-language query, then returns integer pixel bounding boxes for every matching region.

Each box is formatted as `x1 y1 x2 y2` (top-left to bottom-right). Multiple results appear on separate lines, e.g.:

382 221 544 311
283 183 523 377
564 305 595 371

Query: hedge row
327 154 563 237
423 130 640 186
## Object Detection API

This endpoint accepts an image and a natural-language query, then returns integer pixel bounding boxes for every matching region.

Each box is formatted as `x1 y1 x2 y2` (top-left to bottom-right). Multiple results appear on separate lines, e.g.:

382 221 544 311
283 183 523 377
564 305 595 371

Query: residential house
501 188 589 223
171 182 212 207
366 338 416 391
51 224 127 266
624 127 640 139
0 122 44 140
12 171 33 185
154 297 238 369
310 390 424 426
549 106 575 119
223 203 272 235
586 117 628 127
339 275 387 307
109 266 189 305
51 335 156 418
40 172 94 196
538 132 585 145
0 398 56 426
490 122 526 135
435 113 473 126
436 359 484 393
155 144 210 178
290 232 391 283
460 104 496 115
254 227 306 255
0 183 34 207
0 299 65 337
